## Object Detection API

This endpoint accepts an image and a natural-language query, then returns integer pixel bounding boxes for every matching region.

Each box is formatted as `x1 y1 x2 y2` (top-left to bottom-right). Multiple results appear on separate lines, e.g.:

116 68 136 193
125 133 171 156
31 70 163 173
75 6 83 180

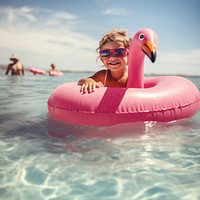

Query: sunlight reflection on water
0 74 199 200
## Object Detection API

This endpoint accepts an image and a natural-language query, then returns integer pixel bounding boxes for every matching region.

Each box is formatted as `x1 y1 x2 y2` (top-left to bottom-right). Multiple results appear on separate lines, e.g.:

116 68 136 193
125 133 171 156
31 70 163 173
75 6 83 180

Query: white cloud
0 6 37 23
0 5 100 71
45 12 78 26
158 50 200 65
145 50 200 75
53 11 77 20
18 6 37 22
102 8 130 15
0 6 97 55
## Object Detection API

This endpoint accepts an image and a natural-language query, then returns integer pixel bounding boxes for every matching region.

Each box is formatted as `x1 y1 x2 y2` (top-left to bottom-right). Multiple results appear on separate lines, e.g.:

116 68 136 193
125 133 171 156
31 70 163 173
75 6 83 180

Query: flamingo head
133 28 158 63
127 28 158 88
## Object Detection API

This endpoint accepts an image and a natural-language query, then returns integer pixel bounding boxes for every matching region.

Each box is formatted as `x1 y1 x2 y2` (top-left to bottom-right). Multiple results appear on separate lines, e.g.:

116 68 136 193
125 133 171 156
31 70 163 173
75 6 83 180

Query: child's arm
78 77 100 93
78 70 105 93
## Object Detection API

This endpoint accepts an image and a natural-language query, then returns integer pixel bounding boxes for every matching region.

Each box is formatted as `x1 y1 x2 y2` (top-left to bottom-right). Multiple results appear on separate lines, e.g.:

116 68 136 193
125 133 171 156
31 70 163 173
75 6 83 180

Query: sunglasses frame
99 48 128 59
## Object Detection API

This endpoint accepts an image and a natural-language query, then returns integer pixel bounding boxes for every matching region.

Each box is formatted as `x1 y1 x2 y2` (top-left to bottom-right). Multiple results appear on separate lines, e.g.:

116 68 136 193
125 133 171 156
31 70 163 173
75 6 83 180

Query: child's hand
78 78 100 93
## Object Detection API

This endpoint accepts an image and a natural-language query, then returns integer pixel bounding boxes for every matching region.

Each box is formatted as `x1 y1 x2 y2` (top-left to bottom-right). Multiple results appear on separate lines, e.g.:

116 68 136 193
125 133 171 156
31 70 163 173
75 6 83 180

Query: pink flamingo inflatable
48 28 200 126
49 70 63 76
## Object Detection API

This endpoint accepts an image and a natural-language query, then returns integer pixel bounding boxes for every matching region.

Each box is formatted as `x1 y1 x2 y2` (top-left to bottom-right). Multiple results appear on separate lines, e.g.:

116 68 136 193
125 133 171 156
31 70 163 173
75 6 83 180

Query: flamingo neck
126 43 145 88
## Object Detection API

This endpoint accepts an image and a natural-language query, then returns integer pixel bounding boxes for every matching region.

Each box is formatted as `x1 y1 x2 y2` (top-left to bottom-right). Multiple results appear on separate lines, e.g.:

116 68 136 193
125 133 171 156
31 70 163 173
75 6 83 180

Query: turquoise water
0 72 200 200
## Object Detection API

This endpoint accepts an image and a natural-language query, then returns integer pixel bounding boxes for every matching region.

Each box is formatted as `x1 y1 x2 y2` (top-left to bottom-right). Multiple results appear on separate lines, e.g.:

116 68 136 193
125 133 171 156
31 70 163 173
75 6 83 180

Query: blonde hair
97 28 132 52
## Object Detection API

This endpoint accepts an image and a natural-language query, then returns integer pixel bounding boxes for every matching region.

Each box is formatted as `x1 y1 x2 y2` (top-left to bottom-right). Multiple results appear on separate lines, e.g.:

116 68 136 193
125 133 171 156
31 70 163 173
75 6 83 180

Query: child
78 29 131 93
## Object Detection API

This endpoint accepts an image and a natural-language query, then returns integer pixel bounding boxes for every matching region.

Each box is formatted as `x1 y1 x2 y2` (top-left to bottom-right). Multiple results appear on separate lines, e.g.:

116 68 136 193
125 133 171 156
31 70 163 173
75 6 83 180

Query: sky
0 0 200 75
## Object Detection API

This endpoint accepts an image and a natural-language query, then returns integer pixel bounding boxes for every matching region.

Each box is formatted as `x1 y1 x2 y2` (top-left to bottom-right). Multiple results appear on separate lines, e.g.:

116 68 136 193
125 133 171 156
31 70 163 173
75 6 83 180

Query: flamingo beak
142 41 157 63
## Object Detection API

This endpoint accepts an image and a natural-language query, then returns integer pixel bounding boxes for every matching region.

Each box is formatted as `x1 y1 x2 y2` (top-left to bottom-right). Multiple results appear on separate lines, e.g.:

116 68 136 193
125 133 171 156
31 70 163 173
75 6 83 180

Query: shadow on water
1 108 199 156
44 115 200 158
46 114 200 143
46 116 148 139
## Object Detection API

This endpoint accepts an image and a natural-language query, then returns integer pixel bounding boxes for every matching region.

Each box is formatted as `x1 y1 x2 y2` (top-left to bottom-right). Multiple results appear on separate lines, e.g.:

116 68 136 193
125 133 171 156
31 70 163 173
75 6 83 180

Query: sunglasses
99 48 128 59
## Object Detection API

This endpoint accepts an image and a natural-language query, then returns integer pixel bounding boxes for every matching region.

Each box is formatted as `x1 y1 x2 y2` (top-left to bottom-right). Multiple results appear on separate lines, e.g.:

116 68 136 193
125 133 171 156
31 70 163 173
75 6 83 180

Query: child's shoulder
99 69 107 73
93 69 107 76
91 69 107 82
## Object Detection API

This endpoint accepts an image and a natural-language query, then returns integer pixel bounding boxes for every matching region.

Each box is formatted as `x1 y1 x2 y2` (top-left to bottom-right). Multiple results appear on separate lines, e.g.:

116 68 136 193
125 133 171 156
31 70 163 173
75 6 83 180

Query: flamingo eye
139 33 145 40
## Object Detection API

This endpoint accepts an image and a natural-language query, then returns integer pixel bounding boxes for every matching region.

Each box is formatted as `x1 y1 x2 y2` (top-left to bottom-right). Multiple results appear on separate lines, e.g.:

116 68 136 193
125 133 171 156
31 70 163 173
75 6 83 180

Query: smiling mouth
109 62 120 65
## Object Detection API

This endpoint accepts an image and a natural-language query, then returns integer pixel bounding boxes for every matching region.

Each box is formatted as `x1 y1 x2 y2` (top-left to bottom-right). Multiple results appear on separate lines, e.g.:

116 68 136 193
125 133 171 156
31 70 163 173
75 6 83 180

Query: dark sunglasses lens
115 48 126 57
100 50 110 58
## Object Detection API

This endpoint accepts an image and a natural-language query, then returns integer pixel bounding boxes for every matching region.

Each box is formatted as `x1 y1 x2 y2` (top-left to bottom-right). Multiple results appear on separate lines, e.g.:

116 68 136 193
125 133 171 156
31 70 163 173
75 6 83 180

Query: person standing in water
5 53 25 76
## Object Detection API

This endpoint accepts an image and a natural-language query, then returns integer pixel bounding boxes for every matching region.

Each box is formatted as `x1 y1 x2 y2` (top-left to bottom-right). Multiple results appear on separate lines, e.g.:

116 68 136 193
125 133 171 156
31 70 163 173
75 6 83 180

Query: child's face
100 41 128 72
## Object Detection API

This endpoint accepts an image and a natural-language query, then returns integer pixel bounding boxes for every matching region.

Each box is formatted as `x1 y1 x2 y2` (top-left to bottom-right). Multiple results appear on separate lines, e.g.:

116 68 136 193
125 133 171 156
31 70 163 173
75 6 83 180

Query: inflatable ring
48 28 200 126
49 70 63 76
29 68 46 75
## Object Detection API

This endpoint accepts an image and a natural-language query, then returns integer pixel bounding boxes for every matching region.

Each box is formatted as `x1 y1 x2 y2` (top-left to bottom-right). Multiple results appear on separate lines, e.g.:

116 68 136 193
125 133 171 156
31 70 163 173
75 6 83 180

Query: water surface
0 73 200 200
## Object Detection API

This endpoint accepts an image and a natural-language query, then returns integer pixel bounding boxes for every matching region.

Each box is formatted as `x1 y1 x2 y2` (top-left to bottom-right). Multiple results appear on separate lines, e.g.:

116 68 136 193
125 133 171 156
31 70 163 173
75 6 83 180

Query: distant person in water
5 53 25 76
48 63 63 76
49 63 57 74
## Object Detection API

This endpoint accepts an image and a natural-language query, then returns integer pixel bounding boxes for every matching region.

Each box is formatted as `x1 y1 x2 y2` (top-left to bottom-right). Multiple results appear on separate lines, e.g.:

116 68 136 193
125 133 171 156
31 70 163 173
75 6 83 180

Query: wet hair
96 28 132 52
